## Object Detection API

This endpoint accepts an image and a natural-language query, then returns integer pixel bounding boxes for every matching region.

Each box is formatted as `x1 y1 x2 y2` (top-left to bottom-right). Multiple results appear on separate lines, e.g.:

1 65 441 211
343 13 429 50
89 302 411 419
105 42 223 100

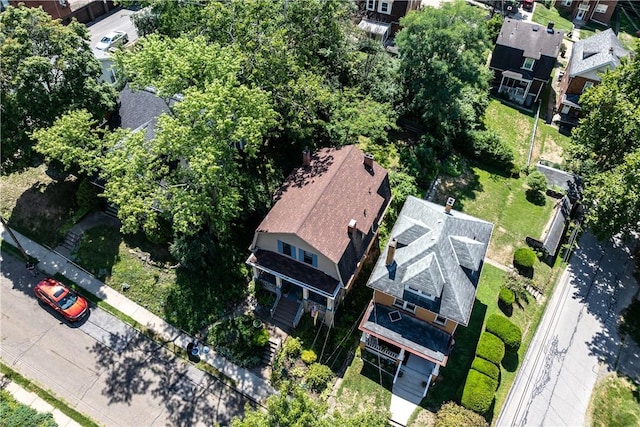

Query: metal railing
292 302 304 328
364 335 399 361
269 294 281 318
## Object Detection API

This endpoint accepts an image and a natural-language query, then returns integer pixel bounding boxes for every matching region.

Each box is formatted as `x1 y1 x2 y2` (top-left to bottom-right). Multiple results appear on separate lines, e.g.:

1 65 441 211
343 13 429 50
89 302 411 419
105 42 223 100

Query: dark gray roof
536 162 582 199
367 196 494 326
360 302 451 363
569 29 629 78
117 86 172 132
496 19 564 60
543 196 573 256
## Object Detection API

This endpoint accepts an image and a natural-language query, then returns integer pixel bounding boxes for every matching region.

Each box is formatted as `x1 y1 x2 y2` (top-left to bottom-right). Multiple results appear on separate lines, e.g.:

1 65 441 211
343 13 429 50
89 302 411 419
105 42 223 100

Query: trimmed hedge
476 332 505 365
471 357 500 381
461 369 497 414
486 314 523 352
435 401 489 427
514 247 536 268
498 286 515 305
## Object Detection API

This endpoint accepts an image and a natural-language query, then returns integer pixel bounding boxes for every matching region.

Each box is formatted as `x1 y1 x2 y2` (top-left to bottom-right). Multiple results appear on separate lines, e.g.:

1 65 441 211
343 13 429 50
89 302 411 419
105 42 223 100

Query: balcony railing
364 335 399 361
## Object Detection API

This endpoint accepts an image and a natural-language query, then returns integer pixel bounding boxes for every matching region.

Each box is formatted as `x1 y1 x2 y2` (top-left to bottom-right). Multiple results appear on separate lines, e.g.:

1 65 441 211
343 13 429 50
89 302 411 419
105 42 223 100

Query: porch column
499 74 506 93
275 276 282 296
302 288 309 311
326 297 334 312
524 80 533 100
396 348 405 367
251 265 259 280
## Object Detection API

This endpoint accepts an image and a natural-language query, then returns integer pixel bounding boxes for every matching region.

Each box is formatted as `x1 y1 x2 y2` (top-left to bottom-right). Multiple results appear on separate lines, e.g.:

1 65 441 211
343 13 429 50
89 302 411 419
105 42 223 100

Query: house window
562 0 572 6
393 298 416 313
434 315 447 326
582 81 593 92
299 249 318 267
406 286 436 301
595 4 608 14
522 57 535 71
278 240 296 259
366 0 376 11
378 0 391 14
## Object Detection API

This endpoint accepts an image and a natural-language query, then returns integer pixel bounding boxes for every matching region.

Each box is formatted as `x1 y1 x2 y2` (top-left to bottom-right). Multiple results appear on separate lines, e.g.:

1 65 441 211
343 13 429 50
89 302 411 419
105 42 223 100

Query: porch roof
357 19 391 36
502 69 532 81
247 249 340 297
359 302 451 365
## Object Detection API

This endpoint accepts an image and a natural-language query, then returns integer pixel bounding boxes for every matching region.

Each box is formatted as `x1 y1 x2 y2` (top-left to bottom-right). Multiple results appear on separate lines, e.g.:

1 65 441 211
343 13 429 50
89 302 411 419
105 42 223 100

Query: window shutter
298 248 304 262
278 240 283 254
290 245 297 259
312 254 318 267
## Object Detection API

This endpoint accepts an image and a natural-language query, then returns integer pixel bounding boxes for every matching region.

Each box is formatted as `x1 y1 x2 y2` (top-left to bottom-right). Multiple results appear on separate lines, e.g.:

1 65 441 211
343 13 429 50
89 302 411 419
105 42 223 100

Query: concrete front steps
271 298 299 333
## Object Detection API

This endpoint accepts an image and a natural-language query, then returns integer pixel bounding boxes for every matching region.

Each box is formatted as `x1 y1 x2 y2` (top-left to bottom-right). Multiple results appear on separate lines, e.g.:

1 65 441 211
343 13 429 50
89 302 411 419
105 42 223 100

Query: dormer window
378 0 391 14
407 286 436 301
522 57 535 71
393 298 416 313
278 240 296 259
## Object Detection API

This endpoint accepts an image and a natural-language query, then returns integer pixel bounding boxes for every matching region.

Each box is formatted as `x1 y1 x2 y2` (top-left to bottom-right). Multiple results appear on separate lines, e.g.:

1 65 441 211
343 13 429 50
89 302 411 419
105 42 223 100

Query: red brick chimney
386 238 397 265
445 197 455 214
364 153 374 169
302 149 311 166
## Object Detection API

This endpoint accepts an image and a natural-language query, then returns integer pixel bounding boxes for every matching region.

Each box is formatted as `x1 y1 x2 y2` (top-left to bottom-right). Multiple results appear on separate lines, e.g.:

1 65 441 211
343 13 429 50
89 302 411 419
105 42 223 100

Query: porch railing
270 293 282 318
292 302 304 328
364 335 399 361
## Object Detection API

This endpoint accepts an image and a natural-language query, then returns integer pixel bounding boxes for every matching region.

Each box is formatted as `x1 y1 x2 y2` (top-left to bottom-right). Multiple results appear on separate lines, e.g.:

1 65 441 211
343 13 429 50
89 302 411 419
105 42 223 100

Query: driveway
0 252 251 426
497 232 639 426
86 7 139 51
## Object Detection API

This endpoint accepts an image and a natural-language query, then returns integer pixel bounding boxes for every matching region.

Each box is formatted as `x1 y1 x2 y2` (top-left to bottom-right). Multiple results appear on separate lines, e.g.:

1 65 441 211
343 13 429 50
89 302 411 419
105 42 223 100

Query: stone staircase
392 366 428 403
261 337 281 366
61 230 83 252
105 204 119 219
271 298 299 333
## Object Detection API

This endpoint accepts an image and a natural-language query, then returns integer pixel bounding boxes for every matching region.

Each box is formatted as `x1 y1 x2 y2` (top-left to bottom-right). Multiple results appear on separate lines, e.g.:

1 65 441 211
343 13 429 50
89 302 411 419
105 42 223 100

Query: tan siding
373 291 458 334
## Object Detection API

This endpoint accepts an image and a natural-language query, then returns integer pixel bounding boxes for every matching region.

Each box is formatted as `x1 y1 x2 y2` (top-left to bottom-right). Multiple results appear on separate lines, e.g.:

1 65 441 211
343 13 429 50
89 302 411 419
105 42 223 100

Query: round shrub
513 247 536 268
305 363 333 392
476 332 505 365
471 357 500 381
499 286 515 305
486 314 522 352
252 327 269 347
282 337 302 359
435 401 489 427
526 171 548 193
301 349 317 365
460 370 497 414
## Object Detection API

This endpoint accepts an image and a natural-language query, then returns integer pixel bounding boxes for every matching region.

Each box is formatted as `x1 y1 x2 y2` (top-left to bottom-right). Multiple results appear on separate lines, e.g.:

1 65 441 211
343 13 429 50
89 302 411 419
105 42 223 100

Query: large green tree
395 0 492 142
0 5 116 173
568 42 640 240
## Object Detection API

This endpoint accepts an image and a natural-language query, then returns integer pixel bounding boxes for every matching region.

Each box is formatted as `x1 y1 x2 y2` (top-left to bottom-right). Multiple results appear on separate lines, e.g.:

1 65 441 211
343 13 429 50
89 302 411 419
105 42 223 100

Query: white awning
357 19 391 36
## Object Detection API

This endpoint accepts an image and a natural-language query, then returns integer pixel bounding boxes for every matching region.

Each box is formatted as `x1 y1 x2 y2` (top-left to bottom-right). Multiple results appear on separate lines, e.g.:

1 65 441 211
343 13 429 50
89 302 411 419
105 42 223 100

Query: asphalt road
0 252 251 426
497 232 639 426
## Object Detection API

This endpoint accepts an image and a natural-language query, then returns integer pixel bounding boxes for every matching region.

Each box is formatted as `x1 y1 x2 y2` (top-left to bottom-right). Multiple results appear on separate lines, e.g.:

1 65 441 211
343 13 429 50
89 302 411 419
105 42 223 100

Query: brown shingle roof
257 145 389 264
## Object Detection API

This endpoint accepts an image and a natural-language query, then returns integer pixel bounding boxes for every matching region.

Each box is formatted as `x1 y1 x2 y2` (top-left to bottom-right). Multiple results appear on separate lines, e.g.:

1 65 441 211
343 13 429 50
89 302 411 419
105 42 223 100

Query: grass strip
0 362 99 427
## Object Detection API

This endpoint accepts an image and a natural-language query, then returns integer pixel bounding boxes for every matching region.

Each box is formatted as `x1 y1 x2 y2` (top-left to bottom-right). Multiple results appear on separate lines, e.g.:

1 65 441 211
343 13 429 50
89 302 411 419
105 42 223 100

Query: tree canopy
0 4 116 173
568 41 640 241
395 0 492 143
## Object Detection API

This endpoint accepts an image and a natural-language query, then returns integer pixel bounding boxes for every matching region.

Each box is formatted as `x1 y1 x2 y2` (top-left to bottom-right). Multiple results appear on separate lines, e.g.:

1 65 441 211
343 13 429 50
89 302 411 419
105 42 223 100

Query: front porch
247 250 341 329
497 70 535 106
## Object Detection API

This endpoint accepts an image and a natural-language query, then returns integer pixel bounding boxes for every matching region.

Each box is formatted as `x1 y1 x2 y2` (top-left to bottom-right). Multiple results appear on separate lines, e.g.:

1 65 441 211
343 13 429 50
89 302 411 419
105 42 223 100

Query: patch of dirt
487 236 514 266
538 135 564 165
432 166 476 205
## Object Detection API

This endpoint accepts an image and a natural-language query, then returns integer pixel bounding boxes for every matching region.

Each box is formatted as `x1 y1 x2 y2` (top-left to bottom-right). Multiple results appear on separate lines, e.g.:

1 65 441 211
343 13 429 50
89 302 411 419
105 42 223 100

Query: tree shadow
526 189 546 206
502 351 520 372
87 324 251 425
74 225 122 280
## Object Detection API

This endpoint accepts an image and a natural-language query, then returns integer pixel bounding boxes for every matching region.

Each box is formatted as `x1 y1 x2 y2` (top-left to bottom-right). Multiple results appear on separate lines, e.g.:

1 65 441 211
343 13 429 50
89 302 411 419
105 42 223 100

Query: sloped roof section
450 235 486 271
404 253 445 297
394 220 431 246
570 29 630 78
368 196 494 326
256 145 390 264
496 19 563 59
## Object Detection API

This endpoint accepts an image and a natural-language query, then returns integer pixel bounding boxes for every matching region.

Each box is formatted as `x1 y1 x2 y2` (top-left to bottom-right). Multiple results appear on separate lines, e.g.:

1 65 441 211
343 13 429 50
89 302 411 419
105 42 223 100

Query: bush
486 314 523 352
464 129 515 173
305 363 333 392
498 286 515 305
460 370 497 414
252 327 270 347
476 332 505 365
435 401 489 427
0 390 57 427
527 171 548 193
207 314 269 368
76 178 101 214
513 247 537 268
282 337 303 359
301 349 317 365
471 357 500 381
505 272 531 303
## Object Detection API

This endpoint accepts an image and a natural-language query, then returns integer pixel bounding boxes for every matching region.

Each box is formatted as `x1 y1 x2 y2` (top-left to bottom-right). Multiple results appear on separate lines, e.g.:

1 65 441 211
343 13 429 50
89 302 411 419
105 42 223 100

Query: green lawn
484 101 534 169
619 11 640 51
532 4 574 34
588 374 640 427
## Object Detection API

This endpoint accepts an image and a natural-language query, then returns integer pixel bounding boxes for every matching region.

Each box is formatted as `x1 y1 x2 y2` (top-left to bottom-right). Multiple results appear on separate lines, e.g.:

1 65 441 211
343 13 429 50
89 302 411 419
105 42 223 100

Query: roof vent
348 218 357 234
532 25 539 32
389 310 402 322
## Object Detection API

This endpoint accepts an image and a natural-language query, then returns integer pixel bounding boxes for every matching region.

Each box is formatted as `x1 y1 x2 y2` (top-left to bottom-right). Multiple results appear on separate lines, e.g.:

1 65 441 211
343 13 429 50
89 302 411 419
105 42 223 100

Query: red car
34 278 89 322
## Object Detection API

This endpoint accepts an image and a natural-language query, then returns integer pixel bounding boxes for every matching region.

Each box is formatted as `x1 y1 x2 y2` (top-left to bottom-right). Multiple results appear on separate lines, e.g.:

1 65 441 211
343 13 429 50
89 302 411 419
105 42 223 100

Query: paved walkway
1 377 82 427
0 222 275 405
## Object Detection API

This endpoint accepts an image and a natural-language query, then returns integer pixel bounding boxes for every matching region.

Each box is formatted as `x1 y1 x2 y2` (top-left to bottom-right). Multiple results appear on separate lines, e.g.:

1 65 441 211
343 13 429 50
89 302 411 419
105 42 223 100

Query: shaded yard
587 374 640 427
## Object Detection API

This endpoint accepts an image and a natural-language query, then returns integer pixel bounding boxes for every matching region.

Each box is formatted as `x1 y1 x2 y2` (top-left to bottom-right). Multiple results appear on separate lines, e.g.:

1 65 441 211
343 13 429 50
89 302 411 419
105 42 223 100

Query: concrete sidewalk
0 223 275 404
1 378 82 427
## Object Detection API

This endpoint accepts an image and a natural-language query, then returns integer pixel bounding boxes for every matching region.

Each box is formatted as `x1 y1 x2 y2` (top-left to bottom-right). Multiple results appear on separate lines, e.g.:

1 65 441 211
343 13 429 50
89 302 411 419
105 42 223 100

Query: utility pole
0 216 30 262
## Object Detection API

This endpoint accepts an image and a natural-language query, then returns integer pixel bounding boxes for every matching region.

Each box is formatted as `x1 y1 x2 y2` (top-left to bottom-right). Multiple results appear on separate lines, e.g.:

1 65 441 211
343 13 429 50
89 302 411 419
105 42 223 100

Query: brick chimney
547 21 555 33
363 153 374 169
445 197 455 214
386 238 397 265
302 149 311 166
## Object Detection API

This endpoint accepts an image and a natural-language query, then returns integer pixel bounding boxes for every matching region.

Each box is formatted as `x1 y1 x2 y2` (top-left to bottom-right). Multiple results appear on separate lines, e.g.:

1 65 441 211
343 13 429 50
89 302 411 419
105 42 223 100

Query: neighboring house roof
490 19 563 82
543 195 573 256
569 29 629 79
367 196 494 326
256 145 390 265
536 162 582 200
116 86 172 134
496 19 563 60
